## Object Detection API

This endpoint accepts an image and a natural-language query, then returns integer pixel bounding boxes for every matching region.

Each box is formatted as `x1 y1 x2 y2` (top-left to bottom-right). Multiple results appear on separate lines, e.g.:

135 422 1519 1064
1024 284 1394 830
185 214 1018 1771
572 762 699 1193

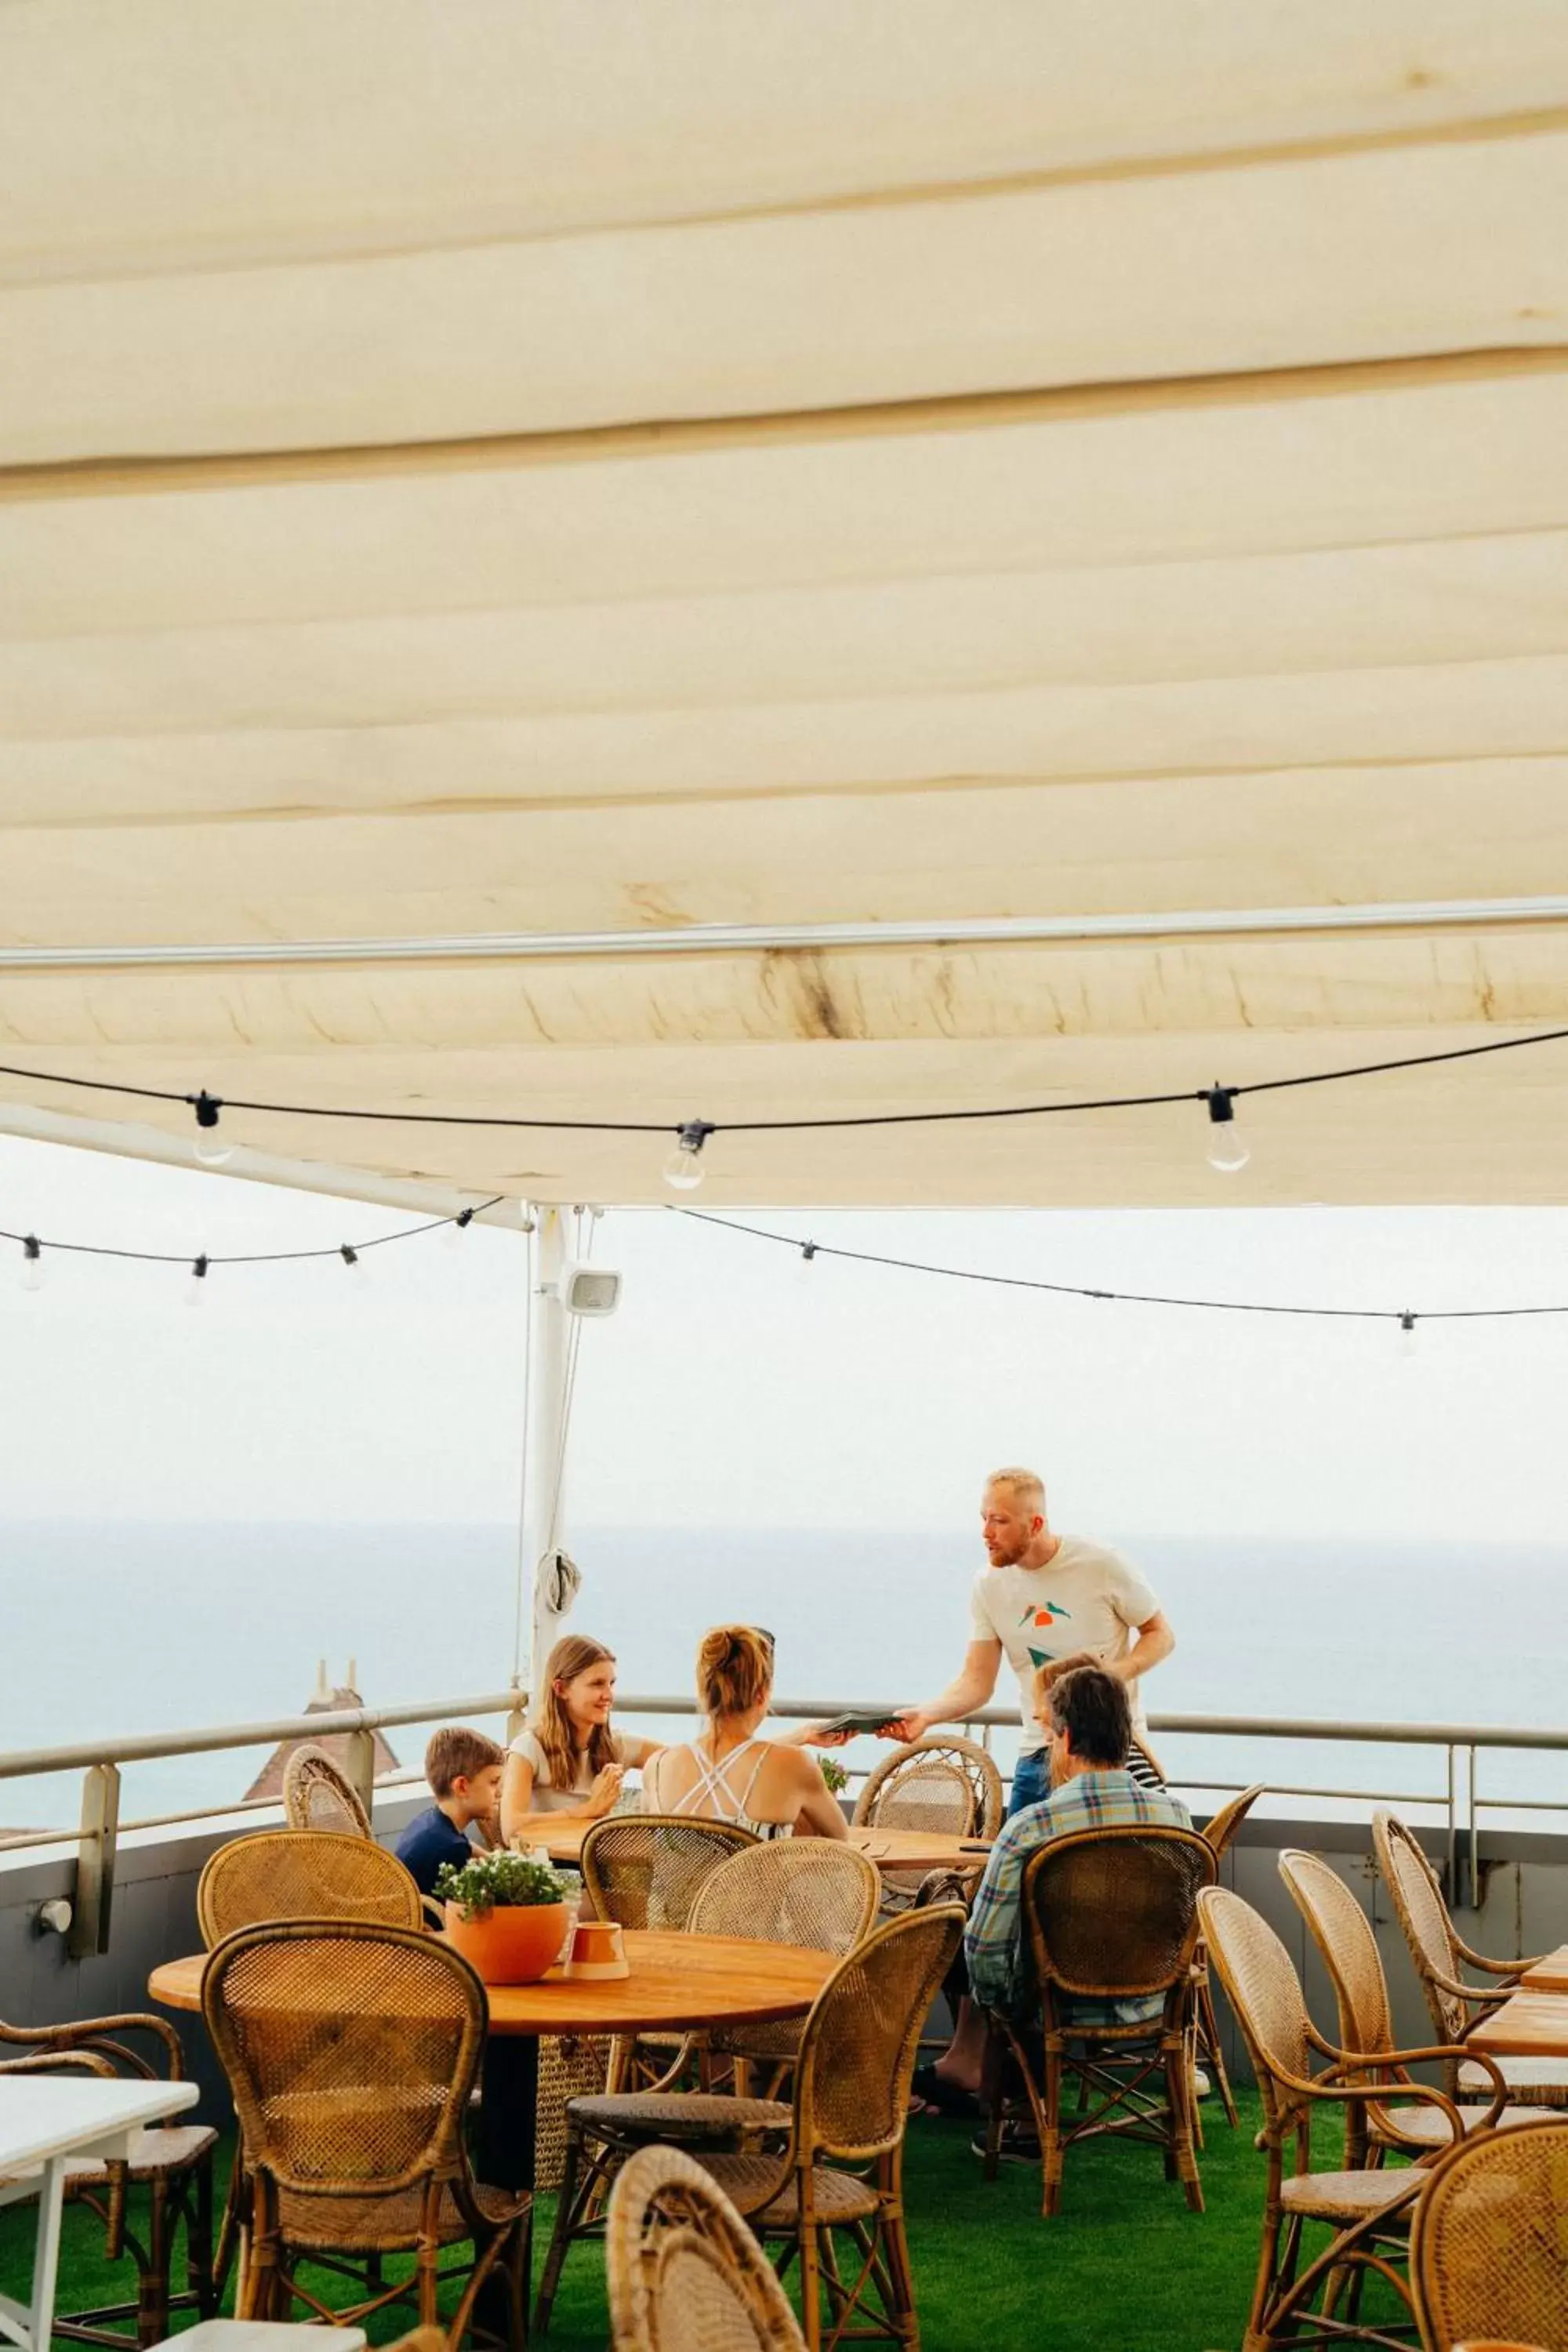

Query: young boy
394 1726 505 1896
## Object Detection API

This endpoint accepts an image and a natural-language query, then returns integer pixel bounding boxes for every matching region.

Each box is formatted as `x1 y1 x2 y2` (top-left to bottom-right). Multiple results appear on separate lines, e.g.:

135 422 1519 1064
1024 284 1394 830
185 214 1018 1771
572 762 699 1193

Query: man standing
887 1466 1174 1820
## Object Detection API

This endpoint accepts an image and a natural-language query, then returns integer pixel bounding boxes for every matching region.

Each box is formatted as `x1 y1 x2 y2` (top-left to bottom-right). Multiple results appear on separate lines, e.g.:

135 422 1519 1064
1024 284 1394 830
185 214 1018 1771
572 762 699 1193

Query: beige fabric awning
3 2 1568 1207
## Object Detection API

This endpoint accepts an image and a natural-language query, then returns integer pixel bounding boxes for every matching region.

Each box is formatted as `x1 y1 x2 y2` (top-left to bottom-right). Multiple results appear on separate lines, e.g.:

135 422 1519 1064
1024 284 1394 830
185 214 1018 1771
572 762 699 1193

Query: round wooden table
149 1930 833 2190
535 1821 991 1875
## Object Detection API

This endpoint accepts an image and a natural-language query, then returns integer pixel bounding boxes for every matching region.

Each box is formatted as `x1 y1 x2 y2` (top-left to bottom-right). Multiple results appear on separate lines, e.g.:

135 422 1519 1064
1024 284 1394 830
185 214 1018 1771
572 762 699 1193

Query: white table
0 2075 199 2352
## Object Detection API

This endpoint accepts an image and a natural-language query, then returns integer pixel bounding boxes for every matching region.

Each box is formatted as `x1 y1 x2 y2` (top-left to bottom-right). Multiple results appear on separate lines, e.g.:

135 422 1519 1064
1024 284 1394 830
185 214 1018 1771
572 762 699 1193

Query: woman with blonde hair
501 1633 662 1846
643 1624 848 1839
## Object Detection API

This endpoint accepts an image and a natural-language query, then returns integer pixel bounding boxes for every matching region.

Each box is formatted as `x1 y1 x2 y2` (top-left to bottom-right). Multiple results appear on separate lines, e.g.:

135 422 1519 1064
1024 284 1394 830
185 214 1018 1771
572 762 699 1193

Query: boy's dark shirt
394 1804 472 1896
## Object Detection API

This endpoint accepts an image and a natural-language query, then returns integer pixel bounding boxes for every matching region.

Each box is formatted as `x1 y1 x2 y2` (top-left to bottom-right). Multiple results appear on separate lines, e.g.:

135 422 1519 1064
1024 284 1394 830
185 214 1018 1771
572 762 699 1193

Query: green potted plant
818 1754 849 1798
434 1850 571 1985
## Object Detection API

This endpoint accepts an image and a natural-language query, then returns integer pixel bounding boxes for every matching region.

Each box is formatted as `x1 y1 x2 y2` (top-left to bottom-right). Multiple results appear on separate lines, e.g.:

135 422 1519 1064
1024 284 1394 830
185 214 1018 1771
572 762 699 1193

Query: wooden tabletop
535 1821 991 1875
1464 1991 1568 2059
149 1930 834 2039
1519 1944 1568 1994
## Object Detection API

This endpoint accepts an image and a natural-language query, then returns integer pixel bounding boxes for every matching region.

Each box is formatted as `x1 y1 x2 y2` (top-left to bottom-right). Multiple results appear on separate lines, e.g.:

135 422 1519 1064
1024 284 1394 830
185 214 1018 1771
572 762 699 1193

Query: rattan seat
1370 2101 1547 2147
1409 2114 1568 2352
60 2125 220 2184
197 1828 424 1944
1279 2168 1422 2221
695 2155 881 2227
1373 1812 1567 2108
205 1920 531 2350
979 1822 1215 2216
569 2093 791 2143
0 2009 216 2349
1199 1884 1475 2348
607 2145 808 2352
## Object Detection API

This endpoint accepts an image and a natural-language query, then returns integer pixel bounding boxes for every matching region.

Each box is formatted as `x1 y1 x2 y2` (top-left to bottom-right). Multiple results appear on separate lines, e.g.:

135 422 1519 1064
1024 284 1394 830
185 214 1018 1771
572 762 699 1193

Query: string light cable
2 1197 503 1294
2 1013 1568 1191
676 1207 1568 1338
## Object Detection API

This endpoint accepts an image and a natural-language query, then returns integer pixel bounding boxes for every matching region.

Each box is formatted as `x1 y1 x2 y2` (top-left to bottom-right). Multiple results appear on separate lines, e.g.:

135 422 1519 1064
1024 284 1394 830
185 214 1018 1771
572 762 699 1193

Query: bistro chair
535 1842 878 2336
1408 2114 1568 2352
582 1815 762 2097
1190 1784 1266 2131
607 2143 808 2352
195 1828 423 1944
1280 1849 1544 2161
0 2016 216 2347
853 1737 1000 1910
1373 1813 1568 2107
980 1823 1215 2215
281 1741 372 1836
1199 1885 1508 2350
688 1904 965 2352
203 1920 531 2350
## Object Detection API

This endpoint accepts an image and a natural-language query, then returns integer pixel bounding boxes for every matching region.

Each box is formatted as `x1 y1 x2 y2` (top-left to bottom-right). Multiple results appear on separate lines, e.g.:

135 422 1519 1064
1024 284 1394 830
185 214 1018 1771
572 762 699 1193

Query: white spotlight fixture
557 1263 622 1318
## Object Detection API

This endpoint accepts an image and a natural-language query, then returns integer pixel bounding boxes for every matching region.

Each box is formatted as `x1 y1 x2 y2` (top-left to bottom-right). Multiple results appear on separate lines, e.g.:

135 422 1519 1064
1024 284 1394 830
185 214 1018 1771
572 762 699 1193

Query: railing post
343 1730 376 1825
69 1762 120 1958
1468 1744 1482 1911
1445 1744 1457 1893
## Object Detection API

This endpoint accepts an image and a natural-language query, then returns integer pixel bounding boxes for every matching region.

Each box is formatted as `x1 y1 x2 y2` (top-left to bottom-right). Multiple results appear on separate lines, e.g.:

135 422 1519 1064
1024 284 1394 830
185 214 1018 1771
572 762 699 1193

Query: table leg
476 2037 539 2194
27 2159 67 2352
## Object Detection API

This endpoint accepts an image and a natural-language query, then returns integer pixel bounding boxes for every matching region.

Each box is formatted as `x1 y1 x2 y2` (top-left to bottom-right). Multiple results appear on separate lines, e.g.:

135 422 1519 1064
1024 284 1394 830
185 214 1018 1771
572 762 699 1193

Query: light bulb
1203 1087 1250 1174
191 1090 231 1166
662 1120 713 1192
20 1237 42 1293
1398 1310 1417 1359
339 1243 365 1281
186 1254 210 1307
445 1207 476 1248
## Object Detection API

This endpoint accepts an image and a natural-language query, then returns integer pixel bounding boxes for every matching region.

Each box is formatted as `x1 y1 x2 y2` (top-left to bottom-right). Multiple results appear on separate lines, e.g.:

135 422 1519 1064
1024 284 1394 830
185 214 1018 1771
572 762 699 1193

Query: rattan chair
1280 1849 1545 2161
582 1816 761 1933
203 1919 530 2349
980 1823 1214 2215
853 1736 1002 1914
535 1842 880 2336
0 2015 216 2347
1190 1784 1266 2131
1199 1885 1507 2350
1409 2115 1568 2352
1373 1812 1568 2108
686 1904 966 2352
196 1827 424 1944
281 1741 372 1836
607 2144 808 2352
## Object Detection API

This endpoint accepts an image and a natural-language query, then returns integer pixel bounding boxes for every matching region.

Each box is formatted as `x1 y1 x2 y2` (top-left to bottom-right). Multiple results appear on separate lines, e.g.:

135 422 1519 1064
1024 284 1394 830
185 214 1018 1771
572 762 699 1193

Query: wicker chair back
607 2143 807 2352
851 1737 1003 1841
1373 1812 1469 2045
1279 1847 1396 2060
197 1829 423 1946
1022 1824 1214 2002
1196 1886 1316 2134
690 1839 880 2062
281 1743 372 1837
1409 2114 1568 2352
795 1903 966 2161
582 1817 758 1933
1203 1783 1265 1861
202 1921 484 2202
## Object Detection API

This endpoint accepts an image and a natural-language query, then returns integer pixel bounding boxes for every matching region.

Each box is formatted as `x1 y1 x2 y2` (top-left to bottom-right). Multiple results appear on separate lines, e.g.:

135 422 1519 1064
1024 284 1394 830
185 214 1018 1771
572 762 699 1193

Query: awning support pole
514 1203 571 1712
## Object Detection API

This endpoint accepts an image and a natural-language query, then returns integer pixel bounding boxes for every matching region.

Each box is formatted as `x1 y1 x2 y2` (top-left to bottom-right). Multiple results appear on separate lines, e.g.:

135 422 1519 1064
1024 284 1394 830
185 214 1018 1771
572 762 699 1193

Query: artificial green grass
0 2099 1404 2352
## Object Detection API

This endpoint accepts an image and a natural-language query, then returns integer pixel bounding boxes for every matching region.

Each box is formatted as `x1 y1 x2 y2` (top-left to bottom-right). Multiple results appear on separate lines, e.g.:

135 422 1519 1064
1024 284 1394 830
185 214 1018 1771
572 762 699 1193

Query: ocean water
2 1522 1565 1831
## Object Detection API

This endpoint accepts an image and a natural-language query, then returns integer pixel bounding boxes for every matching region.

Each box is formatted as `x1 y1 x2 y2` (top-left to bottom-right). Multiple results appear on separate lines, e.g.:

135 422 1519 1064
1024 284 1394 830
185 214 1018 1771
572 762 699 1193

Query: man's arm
964 1817 1029 2016
1105 1610 1174 1686
882 1638 1003 1744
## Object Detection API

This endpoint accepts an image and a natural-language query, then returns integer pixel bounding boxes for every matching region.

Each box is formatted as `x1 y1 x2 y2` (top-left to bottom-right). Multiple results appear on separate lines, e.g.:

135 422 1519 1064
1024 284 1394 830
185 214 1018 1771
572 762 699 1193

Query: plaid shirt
965 1768 1192 2024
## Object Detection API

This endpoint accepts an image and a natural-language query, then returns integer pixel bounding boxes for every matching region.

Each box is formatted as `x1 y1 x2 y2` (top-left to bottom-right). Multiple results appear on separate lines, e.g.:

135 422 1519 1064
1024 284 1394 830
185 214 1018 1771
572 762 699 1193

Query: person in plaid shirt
965 1663 1192 2025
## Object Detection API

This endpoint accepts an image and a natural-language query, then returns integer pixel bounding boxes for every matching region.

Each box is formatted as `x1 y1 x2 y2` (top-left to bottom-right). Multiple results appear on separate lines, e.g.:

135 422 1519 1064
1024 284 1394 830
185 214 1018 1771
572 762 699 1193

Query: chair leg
877 2205 920 2350
796 2222 823 2352
1164 2033 1204 2214
136 2180 172 2349
532 2122 586 2339
1196 1975 1240 2129
188 2155 216 2322
1041 2041 1065 2218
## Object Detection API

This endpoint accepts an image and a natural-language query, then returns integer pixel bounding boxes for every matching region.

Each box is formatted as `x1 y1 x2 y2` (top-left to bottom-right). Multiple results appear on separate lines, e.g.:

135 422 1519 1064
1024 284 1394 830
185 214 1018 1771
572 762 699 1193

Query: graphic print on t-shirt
1022 1598 1072 1669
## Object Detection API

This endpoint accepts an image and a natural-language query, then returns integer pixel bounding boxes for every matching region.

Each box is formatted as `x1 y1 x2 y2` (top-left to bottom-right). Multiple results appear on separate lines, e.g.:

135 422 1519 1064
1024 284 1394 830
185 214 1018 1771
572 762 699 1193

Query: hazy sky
2 1129 1566 1542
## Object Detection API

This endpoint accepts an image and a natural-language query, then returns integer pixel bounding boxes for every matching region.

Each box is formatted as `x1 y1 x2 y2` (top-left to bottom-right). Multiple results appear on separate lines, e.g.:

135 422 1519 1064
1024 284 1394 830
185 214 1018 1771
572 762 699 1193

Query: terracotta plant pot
445 1900 569 1985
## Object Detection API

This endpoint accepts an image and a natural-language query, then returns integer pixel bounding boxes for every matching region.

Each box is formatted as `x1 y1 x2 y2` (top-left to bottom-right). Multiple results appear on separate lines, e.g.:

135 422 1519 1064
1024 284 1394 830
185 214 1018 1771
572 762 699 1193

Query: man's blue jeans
1007 1748 1051 1820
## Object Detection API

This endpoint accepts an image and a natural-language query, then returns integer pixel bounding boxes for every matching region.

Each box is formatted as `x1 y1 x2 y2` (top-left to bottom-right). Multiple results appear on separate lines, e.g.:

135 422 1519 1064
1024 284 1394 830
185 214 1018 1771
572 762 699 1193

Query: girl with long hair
643 1624 847 1839
500 1633 662 1846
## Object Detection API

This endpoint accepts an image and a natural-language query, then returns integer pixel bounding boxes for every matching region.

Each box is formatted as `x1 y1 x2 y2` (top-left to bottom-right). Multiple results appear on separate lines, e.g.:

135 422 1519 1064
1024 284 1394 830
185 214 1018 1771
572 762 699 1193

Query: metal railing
2 1688 1565 1955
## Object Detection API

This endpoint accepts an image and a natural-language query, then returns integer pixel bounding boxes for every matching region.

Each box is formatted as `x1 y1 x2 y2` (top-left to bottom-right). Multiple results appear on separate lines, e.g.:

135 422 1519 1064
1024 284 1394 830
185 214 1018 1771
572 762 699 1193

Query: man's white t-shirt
969 1537 1161 1753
